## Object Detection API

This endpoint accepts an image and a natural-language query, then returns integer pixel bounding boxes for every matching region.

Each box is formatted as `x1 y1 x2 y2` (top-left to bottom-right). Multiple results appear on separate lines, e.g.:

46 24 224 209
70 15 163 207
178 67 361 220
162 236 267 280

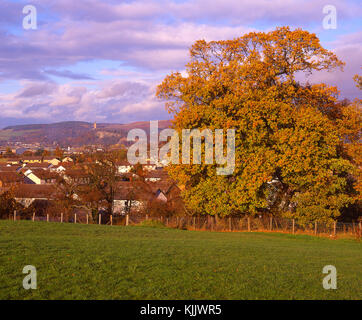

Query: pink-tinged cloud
0 0 360 126
300 32 362 100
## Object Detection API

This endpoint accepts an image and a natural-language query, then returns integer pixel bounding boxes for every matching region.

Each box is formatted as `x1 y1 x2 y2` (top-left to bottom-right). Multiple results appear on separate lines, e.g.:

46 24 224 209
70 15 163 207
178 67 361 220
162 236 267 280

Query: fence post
126 215 129 226
166 218 169 226
86 214 89 225
247 217 251 232
46 214 49 222
14 210 16 221
292 219 295 234
61 213 63 223
270 216 272 231
32 212 35 222
146 214 148 220
229 217 232 231
314 221 317 235
193 216 196 230
74 213 77 224
99 214 101 225
333 221 337 237
110 215 113 226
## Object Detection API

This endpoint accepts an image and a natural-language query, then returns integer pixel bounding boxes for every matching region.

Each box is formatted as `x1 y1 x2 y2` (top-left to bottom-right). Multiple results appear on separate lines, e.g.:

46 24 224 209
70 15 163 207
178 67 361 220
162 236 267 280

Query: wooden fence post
270 216 272 231
32 212 35 222
247 217 251 232
314 221 317 235
86 214 89 225
146 214 148 220
110 215 113 226
46 214 49 222
229 217 232 231
126 215 129 226
292 219 295 234
193 216 196 230
74 213 77 224
14 210 16 221
333 221 337 237
99 214 101 225
61 213 63 223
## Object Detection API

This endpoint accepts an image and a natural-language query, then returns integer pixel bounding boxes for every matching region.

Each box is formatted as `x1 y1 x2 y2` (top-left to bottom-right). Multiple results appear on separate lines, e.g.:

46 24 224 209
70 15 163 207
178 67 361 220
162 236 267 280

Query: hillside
0 120 172 147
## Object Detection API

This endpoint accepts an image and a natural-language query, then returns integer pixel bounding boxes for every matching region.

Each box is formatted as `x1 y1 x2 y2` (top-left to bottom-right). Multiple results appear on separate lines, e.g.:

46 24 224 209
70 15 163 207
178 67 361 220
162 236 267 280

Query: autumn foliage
157 27 361 223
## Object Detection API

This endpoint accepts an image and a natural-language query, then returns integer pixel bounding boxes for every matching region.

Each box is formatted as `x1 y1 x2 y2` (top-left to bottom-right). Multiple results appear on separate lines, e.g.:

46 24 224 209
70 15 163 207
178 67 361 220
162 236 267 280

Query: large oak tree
157 27 361 223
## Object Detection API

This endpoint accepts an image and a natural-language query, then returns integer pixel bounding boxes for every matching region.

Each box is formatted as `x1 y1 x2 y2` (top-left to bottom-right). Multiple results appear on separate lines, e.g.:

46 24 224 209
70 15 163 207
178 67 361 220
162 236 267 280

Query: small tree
85 150 126 215
54 146 64 159
54 176 78 221
0 188 18 219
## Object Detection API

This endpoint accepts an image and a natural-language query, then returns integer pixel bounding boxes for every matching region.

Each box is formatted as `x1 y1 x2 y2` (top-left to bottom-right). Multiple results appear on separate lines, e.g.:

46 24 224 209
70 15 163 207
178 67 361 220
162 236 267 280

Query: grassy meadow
0 220 361 300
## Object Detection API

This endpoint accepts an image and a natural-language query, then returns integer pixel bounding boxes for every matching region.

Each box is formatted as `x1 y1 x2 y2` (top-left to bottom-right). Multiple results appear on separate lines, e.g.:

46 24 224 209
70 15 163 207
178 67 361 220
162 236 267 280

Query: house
23 169 59 185
63 169 90 185
50 165 66 173
112 179 183 215
116 160 133 174
146 181 185 214
62 156 74 163
21 156 61 166
113 183 147 215
13 184 57 208
154 189 168 202
0 172 23 187
2 159 19 165
144 168 169 182
50 162 73 173
0 163 21 172
23 163 53 170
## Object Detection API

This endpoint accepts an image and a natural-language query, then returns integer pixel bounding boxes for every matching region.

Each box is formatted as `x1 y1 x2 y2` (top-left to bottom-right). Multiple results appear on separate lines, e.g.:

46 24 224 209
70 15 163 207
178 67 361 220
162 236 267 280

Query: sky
0 0 361 128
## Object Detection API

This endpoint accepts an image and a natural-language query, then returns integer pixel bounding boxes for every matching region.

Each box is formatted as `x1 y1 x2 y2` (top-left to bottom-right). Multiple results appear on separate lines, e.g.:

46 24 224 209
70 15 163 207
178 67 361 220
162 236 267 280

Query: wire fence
5 211 362 239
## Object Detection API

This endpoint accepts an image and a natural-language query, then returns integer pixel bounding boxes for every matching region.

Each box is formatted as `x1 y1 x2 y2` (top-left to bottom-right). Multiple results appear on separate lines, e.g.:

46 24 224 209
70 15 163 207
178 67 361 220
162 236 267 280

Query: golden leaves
157 27 359 220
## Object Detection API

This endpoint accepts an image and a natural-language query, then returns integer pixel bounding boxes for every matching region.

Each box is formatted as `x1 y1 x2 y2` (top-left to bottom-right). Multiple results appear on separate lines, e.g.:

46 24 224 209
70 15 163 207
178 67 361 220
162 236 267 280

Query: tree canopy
157 27 361 223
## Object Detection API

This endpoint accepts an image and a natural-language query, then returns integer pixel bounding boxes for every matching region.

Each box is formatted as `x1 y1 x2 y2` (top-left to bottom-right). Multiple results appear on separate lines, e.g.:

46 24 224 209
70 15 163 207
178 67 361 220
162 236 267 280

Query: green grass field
0 220 361 300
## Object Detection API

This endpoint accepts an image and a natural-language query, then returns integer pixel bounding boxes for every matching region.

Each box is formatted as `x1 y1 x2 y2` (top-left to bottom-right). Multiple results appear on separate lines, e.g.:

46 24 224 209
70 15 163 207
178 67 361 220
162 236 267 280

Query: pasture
0 220 361 299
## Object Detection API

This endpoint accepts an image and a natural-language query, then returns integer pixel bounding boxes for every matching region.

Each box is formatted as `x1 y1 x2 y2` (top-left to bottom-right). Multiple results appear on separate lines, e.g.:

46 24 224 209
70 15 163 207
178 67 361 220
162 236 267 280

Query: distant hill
0 120 172 147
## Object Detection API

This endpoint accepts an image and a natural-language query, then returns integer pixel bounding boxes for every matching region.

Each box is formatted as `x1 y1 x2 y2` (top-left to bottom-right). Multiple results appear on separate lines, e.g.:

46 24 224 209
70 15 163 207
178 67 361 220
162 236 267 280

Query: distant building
15 147 28 155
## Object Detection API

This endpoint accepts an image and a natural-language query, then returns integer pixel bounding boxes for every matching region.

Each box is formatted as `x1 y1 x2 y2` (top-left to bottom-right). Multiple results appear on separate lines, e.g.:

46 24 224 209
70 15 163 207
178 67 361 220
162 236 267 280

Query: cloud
16 82 57 98
45 69 95 80
0 79 167 125
299 31 362 99
96 81 149 99
0 0 360 125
